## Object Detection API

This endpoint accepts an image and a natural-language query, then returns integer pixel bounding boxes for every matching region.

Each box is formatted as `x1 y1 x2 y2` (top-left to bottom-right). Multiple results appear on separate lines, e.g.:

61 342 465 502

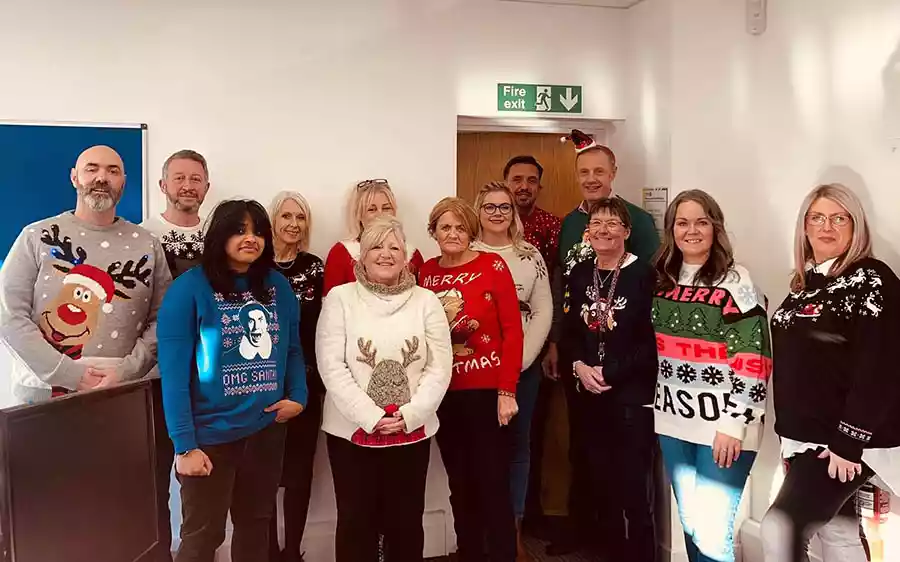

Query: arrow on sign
560 87 579 111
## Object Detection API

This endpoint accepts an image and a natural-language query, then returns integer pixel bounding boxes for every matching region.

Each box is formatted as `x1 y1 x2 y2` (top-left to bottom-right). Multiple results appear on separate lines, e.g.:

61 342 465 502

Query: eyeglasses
588 219 625 232
806 212 852 228
357 178 390 191
481 203 513 216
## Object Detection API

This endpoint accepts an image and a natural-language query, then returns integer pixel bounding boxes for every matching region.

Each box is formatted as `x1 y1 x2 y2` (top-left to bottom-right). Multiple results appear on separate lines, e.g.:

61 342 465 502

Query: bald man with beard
0 145 173 560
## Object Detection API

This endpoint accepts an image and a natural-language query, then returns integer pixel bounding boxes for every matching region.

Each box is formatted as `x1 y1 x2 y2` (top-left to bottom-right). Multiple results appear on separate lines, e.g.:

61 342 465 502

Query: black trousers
762 448 875 562
269 394 323 560
327 434 431 562
152 378 175 562
436 390 516 562
561 364 595 541
579 393 657 562
175 423 286 562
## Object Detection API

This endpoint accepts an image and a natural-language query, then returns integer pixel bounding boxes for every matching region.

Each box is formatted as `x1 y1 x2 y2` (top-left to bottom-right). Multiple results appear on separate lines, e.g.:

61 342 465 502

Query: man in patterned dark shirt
504 155 561 271
142 149 210 279
141 149 211 562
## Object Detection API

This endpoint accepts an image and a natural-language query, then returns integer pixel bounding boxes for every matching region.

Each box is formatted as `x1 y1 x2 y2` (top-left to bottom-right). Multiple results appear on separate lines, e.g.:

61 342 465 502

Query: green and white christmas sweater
652 263 772 451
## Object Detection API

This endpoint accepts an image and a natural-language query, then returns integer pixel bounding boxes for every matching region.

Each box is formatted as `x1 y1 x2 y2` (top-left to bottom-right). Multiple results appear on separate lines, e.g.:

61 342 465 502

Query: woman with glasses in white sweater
470 181 552 561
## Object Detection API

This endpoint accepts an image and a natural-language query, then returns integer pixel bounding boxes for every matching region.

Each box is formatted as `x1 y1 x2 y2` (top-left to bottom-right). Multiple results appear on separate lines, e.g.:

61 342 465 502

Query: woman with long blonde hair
323 179 424 295
762 183 900 561
471 181 551 561
266 191 324 562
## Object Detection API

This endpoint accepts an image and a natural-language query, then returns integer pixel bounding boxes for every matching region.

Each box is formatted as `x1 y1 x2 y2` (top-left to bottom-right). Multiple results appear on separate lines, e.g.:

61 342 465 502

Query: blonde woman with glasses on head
762 183 900 562
323 179 425 296
470 181 551 562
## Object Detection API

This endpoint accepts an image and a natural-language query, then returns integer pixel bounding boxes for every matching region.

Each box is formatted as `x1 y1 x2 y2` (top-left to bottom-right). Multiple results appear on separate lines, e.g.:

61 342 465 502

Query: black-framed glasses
357 178 391 191
481 203 513 215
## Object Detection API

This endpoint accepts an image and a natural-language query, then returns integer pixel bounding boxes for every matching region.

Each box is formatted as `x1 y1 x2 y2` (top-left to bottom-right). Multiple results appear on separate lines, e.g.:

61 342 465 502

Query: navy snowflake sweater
771 257 900 463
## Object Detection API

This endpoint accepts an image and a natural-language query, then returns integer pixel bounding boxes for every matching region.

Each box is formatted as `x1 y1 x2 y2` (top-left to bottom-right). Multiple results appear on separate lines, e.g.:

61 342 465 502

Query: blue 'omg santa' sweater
157 267 307 454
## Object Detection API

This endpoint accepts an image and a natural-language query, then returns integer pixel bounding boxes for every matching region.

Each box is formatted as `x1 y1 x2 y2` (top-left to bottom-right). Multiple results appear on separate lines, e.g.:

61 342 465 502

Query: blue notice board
0 122 147 265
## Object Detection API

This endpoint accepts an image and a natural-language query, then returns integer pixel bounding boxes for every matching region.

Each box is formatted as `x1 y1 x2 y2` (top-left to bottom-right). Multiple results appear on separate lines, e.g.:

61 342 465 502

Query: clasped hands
574 361 612 394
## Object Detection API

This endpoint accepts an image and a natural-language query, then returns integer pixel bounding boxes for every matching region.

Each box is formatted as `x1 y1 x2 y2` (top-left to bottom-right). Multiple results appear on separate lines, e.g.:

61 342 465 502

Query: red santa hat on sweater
63 264 115 313
560 129 597 153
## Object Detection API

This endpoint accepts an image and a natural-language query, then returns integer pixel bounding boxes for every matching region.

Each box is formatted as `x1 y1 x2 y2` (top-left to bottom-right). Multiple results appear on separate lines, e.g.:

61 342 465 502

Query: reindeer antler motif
356 338 377 368
40 224 87 273
107 256 152 300
401 337 421 368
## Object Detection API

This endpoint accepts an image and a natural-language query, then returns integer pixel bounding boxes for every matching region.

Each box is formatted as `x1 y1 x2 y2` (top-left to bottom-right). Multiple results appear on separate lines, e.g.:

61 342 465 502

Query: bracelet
177 449 198 457
572 360 584 378
498 389 516 398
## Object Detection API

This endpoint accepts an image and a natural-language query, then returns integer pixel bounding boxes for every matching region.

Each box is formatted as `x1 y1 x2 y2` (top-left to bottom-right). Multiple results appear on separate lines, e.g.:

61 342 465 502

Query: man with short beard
140 149 210 562
0 144 172 559
142 150 210 278
504 155 561 272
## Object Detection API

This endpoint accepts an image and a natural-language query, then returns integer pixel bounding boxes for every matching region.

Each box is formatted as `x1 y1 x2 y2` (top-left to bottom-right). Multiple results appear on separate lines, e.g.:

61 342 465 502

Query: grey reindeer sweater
0 212 171 405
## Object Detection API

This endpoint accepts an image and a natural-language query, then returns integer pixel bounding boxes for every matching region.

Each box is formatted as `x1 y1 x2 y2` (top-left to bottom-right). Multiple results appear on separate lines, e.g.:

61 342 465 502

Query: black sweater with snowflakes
771 257 900 463
562 255 658 405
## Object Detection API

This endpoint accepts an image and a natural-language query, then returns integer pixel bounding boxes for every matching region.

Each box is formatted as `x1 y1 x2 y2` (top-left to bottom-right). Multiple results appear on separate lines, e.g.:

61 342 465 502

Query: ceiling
496 0 646 9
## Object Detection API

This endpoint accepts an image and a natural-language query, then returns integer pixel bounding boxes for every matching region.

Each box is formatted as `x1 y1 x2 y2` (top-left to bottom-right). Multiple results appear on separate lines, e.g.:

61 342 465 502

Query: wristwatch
176 449 198 457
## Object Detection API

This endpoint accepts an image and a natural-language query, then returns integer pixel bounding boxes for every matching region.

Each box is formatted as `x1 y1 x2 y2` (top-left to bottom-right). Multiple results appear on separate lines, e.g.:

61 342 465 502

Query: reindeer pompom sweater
0 212 171 406
316 267 453 447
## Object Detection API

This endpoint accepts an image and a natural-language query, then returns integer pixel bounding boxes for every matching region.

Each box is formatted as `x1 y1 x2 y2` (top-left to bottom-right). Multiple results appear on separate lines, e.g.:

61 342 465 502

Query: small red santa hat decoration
63 264 115 313
560 129 597 153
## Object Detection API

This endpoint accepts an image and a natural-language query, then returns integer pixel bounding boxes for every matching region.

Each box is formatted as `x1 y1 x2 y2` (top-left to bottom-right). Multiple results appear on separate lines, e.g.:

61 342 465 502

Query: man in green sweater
541 131 660 556
545 130 660 377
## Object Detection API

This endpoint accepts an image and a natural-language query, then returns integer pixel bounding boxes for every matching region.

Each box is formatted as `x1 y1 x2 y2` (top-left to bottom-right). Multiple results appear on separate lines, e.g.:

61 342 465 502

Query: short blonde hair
268 191 312 251
359 215 408 262
427 197 479 240
347 180 399 239
790 183 873 291
474 181 535 258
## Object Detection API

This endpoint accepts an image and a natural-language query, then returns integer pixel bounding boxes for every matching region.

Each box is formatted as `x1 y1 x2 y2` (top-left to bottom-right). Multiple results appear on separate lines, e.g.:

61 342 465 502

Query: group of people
0 129 897 562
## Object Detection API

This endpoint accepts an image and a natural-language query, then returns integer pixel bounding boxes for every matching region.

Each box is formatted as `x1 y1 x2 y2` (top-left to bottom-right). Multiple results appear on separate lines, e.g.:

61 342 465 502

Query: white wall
0 1 630 558
0 0 629 261
617 1 900 560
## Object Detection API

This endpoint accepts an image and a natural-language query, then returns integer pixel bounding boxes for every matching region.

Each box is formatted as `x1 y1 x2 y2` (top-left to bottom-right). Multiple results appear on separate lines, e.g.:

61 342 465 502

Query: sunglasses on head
356 178 391 191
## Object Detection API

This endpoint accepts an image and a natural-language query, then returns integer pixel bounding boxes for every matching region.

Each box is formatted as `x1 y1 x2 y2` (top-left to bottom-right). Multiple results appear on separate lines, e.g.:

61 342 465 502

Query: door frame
456 115 621 144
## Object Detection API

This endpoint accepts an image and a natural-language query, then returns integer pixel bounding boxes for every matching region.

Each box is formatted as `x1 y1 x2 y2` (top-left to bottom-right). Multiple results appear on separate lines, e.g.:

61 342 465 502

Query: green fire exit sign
497 83 582 114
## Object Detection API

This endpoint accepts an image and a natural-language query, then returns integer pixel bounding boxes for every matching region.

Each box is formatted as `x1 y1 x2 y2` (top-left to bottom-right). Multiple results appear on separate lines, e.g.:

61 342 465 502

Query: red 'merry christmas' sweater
419 252 523 394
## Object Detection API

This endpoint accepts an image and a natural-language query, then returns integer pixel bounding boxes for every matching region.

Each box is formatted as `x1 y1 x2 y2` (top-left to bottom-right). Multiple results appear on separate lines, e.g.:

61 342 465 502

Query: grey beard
82 191 116 212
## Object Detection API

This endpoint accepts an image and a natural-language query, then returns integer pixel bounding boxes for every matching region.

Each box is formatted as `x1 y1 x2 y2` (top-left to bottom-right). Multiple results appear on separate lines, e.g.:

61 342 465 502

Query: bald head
71 145 126 213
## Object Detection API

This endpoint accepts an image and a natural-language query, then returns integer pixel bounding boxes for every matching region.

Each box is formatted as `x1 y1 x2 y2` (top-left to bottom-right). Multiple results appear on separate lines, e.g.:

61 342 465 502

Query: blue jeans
509 362 542 518
658 435 757 562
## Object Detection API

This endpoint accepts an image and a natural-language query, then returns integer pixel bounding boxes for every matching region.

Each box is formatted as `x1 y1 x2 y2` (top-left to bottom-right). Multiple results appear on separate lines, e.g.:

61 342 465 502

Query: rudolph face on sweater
674 200 714 265
806 197 853 264
588 209 630 260
362 232 406 286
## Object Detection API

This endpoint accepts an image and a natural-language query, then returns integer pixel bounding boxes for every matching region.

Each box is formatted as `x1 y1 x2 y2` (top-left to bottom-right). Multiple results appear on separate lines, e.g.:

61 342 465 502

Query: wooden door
456 132 583 218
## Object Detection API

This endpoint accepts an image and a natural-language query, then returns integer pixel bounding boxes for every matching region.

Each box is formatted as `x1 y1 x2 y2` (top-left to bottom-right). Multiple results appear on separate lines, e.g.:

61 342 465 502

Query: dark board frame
0 379 158 562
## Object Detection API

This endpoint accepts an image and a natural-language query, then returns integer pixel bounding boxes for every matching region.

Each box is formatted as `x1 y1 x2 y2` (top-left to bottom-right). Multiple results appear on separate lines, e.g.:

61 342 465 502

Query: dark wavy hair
202 199 274 304
654 189 734 291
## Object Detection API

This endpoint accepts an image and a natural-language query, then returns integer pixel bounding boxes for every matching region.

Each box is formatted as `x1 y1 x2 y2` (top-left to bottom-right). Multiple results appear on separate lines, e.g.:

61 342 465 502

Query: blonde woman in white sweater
471 181 552 559
316 215 452 562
